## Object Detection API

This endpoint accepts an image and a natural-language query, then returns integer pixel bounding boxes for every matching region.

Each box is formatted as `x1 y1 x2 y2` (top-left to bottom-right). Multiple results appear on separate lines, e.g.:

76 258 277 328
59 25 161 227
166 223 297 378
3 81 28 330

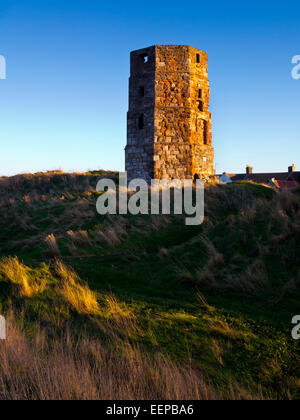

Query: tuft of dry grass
95 220 128 248
67 230 92 249
55 260 99 315
0 256 99 316
97 227 121 247
200 236 224 268
100 294 140 338
44 234 61 257
158 247 169 259
0 257 47 298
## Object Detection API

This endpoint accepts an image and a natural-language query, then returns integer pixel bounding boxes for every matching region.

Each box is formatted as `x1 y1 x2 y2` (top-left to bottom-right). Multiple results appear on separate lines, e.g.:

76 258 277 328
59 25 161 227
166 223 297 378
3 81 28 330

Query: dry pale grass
67 230 92 248
0 256 99 316
100 294 141 338
205 315 255 341
0 170 115 198
0 257 47 298
97 227 121 247
0 313 217 400
44 233 61 256
95 217 128 247
55 260 99 315
172 185 300 294
200 236 224 268
158 247 169 259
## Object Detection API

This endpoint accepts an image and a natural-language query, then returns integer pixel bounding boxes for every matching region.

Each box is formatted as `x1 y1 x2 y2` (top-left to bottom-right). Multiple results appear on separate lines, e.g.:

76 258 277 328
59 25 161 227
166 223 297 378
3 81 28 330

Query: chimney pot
288 164 295 173
246 165 253 175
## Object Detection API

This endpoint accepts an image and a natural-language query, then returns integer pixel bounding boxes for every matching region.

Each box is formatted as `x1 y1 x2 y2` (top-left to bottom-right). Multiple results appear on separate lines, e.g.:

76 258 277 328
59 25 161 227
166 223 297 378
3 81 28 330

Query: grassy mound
0 171 299 399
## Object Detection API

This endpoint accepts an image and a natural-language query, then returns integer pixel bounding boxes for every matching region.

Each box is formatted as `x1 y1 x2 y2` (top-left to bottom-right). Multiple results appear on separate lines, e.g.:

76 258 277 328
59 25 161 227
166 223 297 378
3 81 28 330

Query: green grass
0 171 299 399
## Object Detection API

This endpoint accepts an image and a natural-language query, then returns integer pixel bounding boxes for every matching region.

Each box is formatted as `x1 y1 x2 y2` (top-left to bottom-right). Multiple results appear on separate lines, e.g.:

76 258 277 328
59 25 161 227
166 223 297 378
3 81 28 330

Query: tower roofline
131 45 207 54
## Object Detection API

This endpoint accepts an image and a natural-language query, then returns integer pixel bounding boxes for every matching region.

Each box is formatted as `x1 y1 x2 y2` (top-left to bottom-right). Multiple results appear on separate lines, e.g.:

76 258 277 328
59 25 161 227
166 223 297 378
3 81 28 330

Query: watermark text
0 315 6 340
0 55 6 79
96 173 204 226
292 315 300 340
291 55 300 80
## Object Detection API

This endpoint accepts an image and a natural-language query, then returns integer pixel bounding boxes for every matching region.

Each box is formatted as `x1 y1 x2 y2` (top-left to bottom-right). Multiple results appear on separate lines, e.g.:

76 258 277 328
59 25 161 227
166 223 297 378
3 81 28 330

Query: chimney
246 165 253 175
288 164 295 173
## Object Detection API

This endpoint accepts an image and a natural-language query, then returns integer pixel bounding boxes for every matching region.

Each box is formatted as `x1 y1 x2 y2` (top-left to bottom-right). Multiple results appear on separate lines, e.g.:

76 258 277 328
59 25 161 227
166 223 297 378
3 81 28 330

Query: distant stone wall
126 45 214 182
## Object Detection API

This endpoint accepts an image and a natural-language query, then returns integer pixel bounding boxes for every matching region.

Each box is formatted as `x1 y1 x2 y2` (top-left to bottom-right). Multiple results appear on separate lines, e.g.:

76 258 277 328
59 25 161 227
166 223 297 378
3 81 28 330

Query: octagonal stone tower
125 45 214 182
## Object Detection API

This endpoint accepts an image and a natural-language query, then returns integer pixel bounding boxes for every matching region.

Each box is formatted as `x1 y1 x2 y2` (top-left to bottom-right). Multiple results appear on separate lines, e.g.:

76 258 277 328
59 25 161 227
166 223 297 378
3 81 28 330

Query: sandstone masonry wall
125 45 214 182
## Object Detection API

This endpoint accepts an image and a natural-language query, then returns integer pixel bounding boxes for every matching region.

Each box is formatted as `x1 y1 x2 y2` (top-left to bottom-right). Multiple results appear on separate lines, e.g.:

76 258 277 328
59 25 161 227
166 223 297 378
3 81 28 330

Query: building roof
220 171 300 184
271 179 299 189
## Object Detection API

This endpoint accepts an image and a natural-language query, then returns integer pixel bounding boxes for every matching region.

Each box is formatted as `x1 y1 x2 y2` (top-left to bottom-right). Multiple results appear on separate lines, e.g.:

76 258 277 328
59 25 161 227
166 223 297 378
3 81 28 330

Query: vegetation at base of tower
0 171 299 400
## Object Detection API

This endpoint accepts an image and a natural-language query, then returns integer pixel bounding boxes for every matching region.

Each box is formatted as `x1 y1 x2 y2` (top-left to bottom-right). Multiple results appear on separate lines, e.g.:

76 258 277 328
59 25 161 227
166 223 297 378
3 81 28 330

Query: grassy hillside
0 170 299 399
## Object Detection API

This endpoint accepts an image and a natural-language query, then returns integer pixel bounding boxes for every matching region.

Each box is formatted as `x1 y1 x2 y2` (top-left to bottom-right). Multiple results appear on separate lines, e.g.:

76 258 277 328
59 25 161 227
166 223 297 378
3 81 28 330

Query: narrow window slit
203 120 208 144
138 114 144 130
139 54 149 64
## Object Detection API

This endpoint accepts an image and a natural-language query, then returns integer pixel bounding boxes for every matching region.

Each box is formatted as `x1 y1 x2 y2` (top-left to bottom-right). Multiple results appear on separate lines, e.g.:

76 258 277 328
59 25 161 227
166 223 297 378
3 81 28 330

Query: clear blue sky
0 0 299 176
